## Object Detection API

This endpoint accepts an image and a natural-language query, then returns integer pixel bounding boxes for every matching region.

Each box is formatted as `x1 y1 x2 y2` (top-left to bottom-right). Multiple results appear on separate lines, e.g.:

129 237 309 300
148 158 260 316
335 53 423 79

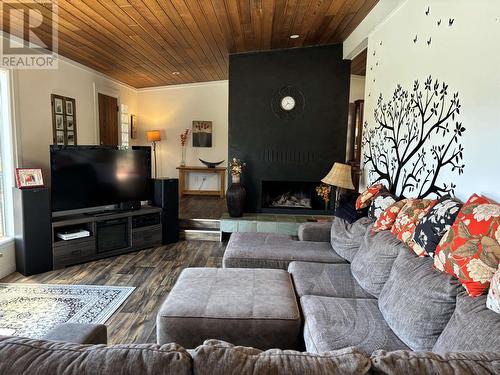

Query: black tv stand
52 205 162 269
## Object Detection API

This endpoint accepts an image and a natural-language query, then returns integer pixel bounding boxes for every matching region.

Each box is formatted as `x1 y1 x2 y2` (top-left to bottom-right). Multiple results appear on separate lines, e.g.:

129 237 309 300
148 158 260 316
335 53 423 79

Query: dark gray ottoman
157 268 301 350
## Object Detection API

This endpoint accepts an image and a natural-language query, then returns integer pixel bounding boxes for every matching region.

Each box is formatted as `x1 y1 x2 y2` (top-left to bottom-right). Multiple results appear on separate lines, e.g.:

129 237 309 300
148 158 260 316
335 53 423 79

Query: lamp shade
146 130 161 142
321 162 355 190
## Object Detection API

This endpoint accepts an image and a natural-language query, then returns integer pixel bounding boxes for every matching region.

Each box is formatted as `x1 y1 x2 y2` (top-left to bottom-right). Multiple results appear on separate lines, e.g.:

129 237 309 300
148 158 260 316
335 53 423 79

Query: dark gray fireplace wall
229 44 350 212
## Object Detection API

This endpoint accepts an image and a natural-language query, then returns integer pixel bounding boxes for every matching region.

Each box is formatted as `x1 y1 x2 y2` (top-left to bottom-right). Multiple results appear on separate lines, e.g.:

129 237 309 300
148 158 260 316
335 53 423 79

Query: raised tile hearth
220 213 333 236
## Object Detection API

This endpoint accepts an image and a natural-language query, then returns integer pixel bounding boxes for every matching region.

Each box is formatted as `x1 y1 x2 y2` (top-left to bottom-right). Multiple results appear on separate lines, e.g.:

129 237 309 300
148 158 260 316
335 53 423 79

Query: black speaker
153 178 179 244
13 187 52 275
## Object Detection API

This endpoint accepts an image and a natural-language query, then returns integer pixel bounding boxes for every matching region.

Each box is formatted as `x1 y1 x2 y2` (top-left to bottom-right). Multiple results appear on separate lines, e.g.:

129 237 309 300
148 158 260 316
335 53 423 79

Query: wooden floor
179 196 227 220
0 240 226 344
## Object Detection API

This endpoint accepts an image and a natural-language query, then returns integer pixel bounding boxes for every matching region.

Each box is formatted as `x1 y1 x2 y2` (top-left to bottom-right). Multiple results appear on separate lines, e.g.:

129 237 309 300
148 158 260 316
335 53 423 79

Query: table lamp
146 130 161 178
321 162 355 209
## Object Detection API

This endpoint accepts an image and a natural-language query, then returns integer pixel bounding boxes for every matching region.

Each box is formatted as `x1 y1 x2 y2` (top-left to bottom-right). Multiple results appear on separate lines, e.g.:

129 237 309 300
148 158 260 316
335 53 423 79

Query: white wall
346 74 366 161
362 0 500 202
349 75 366 102
136 81 228 191
11 46 138 180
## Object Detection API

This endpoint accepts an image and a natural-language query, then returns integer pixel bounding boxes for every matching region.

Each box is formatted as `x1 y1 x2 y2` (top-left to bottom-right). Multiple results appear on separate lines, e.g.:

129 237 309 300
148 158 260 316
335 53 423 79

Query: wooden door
98 93 118 146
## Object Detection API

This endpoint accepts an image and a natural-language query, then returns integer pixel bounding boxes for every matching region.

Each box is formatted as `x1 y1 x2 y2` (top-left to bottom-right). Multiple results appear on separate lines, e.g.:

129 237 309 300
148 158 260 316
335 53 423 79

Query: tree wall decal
362 75 465 198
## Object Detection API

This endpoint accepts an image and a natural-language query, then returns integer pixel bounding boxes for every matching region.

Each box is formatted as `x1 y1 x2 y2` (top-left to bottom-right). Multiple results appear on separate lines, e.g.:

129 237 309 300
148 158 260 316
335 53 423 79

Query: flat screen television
50 146 152 213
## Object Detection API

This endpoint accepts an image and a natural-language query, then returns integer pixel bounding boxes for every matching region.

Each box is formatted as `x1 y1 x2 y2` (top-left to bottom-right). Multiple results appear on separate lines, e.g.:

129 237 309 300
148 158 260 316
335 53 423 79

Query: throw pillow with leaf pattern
413 196 463 257
391 199 436 254
434 194 500 297
487 265 500 314
368 191 399 220
372 199 409 233
355 184 387 210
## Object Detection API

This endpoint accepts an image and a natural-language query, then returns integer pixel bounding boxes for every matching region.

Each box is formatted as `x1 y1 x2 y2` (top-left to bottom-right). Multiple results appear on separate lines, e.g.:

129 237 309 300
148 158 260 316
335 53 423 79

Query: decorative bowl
199 159 224 168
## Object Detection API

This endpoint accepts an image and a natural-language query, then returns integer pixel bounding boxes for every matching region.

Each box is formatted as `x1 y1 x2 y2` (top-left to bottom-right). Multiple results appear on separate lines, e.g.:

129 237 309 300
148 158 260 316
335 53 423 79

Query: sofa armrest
43 323 107 345
298 222 332 242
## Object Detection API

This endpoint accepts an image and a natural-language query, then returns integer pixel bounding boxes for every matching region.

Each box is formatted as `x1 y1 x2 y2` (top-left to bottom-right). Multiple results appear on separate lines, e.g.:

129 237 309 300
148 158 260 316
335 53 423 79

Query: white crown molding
343 0 408 60
137 80 228 92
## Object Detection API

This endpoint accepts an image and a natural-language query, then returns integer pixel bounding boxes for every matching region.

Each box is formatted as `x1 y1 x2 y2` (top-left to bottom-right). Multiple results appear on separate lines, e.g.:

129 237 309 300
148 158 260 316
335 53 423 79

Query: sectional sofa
0 216 499 374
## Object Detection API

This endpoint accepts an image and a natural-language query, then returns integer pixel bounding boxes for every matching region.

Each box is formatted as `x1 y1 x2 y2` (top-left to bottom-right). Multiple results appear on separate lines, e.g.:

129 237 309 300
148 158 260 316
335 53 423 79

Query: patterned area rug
0 283 134 339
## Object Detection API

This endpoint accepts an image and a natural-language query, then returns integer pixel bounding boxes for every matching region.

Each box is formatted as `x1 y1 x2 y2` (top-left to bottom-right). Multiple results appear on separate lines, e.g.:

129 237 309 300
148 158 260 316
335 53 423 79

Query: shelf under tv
51 205 162 269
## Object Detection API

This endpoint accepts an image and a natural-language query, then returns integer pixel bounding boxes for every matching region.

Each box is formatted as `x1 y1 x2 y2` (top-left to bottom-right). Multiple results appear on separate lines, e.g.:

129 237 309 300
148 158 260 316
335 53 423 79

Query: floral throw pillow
487 265 500 314
413 196 463 258
372 199 409 233
434 194 500 297
368 191 398 220
391 199 436 254
355 184 386 210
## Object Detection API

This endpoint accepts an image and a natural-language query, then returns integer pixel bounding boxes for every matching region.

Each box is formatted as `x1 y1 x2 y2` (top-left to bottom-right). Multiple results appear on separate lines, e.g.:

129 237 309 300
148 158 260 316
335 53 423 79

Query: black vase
226 183 246 217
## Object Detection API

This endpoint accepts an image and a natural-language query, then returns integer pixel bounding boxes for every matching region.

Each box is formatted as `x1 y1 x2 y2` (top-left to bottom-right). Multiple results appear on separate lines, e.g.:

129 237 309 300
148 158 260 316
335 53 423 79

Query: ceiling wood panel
351 48 367 76
1 0 377 88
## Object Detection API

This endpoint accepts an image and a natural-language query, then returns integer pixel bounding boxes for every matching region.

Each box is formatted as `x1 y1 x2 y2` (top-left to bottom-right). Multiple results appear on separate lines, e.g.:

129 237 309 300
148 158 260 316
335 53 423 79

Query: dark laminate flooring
1 240 226 344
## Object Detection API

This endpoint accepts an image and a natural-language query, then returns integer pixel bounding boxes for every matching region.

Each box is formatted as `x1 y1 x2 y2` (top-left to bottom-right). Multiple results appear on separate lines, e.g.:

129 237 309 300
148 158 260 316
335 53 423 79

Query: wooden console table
176 166 226 198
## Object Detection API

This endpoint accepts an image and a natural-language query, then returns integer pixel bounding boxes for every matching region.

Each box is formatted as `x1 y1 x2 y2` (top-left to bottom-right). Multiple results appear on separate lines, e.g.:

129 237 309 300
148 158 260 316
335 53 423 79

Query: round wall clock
271 86 305 119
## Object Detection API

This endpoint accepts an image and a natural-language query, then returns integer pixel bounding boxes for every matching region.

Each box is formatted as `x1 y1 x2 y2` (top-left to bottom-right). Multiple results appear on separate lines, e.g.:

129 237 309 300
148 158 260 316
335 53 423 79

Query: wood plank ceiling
1 0 376 88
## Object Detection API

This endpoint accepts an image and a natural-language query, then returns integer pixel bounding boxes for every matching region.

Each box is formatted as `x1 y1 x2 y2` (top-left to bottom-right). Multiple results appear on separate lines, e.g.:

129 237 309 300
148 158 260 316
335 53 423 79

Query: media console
51 205 162 269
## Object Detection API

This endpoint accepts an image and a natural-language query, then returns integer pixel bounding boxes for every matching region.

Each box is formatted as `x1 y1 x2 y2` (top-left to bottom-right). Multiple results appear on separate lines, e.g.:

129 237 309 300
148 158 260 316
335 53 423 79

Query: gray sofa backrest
330 217 374 262
350 227 406 297
433 292 500 353
378 249 462 351
0 336 192 375
192 339 371 375
371 350 500 374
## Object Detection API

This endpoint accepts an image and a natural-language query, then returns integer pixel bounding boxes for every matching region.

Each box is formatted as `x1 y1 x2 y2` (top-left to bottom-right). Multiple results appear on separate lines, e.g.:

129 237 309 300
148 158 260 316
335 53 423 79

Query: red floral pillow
391 199 436 254
356 184 386 210
434 194 500 296
372 199 409 233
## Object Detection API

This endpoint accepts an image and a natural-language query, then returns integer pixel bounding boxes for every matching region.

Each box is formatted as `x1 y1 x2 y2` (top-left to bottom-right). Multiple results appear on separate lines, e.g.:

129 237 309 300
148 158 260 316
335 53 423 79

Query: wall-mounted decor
15 168 44 189
120 104 129 147
51 94 77 146
130 114 137 139
271 86 305 120
362 75 464 198
192 120 212 147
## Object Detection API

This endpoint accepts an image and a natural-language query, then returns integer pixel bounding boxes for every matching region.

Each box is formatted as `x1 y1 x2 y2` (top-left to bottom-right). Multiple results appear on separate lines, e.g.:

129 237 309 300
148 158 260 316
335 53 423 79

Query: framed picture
56 131 65 145
65 100 73 115
54 98 63 114
15 168 44 189
66 116 74 130
55 114 64 130
130 114 137 139
67 132 75 145
192 120 212 147
51 94 77 146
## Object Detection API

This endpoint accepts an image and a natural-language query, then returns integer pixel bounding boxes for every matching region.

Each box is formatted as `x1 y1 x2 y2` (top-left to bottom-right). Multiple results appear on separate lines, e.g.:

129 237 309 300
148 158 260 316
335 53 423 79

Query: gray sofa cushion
43 323 107 345
301 296 408 354
157 268 301 350
192 339 371 375
378 249 462 351
371 350 500 375
298 222 332 242
223 232 346 270
288 261 374 299
350 227 406 297
433 292 500 353
0 336 192 375
330 217 374 262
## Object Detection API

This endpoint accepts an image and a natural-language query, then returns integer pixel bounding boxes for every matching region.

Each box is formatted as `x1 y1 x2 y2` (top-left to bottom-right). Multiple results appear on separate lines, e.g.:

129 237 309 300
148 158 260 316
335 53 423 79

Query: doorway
98 93 118 146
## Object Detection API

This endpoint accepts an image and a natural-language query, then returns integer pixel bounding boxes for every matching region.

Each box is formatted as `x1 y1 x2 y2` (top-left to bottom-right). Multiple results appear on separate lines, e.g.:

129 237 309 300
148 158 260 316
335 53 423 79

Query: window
0 69 15 238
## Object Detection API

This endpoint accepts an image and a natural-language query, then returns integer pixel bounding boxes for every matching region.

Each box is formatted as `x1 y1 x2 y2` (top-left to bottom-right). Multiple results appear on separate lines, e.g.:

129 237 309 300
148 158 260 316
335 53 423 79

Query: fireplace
261 181 327 213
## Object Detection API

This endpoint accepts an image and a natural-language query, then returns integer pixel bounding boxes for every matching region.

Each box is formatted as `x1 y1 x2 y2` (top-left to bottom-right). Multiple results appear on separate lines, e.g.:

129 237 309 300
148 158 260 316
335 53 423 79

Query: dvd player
57 229 91 241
